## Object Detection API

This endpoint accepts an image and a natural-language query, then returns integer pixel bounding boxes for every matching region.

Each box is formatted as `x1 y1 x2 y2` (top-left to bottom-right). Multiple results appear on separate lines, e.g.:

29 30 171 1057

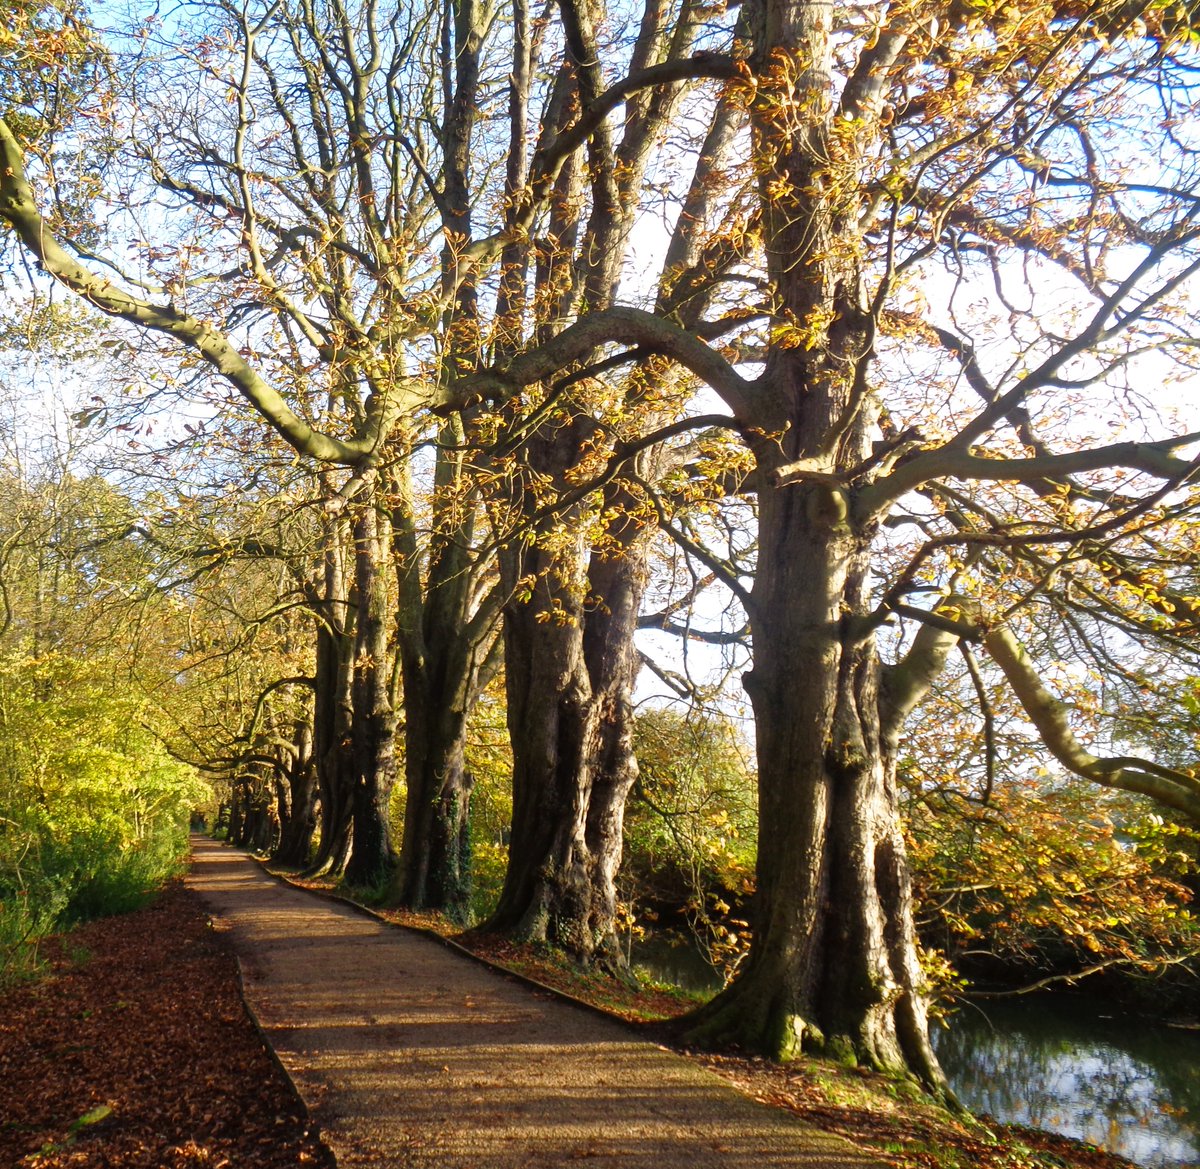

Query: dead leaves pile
0 883 333 1168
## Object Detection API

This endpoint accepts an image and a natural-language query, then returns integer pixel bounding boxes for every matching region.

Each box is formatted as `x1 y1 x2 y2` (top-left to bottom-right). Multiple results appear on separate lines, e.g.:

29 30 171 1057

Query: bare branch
442 305 754 416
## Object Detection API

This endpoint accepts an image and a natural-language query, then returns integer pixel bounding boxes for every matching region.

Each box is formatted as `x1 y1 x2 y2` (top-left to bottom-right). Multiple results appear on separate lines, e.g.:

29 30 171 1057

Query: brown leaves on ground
0 882 333 1169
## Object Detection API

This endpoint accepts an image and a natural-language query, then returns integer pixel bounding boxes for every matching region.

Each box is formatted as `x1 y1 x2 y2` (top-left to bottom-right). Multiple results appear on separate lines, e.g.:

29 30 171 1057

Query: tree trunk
485 492 648 967
344 490 397 886
309 518 356 877
389 487 480 916
382 0 497 918
394 704 475 917
248 796 275 854
684 499 944 1090
274 720 319 867
387 418 503 917
227 782 246 847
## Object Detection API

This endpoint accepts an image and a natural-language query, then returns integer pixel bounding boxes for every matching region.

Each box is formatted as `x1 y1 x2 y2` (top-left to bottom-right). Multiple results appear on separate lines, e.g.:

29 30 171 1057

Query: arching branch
441 306 755 417
985 625 1200 822
0 117 425 466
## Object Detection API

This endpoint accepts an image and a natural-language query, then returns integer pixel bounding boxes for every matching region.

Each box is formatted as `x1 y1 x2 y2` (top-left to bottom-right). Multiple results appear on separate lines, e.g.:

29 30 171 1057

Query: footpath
187 837 880 1168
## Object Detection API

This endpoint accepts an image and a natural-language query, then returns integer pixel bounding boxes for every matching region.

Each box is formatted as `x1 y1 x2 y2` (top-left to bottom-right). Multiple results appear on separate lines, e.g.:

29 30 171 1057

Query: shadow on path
187 837 879 1169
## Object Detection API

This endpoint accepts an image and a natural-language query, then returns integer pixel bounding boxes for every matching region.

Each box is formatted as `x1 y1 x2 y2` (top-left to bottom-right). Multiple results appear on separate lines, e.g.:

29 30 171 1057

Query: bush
623 707 758 981
906 779 1200 1002
0 879 67 988
0 653 208 983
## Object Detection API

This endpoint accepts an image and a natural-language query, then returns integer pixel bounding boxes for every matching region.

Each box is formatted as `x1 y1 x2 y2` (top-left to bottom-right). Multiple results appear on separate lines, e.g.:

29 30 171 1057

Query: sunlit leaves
907 780 1200 994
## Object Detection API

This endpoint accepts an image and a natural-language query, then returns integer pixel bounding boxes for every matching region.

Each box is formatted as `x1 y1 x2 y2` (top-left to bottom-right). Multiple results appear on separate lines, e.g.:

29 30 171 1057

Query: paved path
187 838 879 1168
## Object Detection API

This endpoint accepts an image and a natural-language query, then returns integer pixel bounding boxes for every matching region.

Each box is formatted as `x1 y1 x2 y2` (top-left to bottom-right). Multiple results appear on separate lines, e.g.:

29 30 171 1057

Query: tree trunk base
679 982 810 1063
678 968 958 1108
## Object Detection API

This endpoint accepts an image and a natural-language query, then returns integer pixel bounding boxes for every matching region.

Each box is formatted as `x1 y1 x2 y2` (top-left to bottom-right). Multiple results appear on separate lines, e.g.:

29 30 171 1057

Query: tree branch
441 305 754 416
0 117 426 466
879 598 973 744
985 625 1200 821
859 433 1200 515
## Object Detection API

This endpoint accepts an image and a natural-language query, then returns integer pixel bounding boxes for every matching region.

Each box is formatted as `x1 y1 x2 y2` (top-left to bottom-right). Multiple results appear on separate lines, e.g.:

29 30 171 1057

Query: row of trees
4 0 1200 1094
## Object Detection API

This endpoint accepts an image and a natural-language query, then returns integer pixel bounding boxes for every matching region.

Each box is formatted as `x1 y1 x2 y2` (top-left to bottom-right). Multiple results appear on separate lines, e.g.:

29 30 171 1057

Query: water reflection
933 995 1200 1168
632 933 724 996
631 935 1200 1169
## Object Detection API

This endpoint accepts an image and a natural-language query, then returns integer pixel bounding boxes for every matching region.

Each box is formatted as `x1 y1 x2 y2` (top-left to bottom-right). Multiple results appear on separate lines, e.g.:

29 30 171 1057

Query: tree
0 453 207 984
443 0 1200 1089
907 778 1200 995
6 0 1200 1095
473 6 748 963
0 0 505 902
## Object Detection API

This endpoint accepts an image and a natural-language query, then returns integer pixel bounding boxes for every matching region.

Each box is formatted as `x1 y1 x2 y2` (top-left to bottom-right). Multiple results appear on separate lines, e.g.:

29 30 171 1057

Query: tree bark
308 516 356 876
227 780 246 847
683 477 945 1090
343 488 398 887
273 719 319 867
394 700 475 916
387 427 502 916
485 488 648 967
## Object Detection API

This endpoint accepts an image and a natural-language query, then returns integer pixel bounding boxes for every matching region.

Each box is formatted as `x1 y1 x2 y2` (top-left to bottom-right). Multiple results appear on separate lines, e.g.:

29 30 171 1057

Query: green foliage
625 707 757 981
0 881 64 984
470 839 509 922
464 685 514 855
0 652 208 985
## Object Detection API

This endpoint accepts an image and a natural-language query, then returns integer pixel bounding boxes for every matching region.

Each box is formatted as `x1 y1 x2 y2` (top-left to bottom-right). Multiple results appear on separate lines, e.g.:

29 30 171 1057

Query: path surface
187 838 880 1168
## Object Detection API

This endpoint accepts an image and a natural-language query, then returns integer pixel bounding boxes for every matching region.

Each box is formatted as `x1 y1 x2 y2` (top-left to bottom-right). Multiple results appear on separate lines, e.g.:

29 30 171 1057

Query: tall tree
480 0 738 963
0 0 503 900
440 0 1200 1089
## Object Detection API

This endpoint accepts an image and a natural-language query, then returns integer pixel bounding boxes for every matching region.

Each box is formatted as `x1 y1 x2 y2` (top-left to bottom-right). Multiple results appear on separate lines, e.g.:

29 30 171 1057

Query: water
632 934 1200 1168
933 995 1200 1168
631 932 725 995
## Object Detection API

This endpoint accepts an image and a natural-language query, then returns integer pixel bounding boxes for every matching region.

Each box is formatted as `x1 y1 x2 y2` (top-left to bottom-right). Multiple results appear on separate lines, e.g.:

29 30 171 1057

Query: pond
933 995 1200 1169
631 937 1200 1168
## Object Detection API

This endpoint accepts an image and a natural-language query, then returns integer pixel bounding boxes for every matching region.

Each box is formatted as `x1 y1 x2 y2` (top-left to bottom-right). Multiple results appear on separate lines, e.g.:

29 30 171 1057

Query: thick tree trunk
247 796 275 854
388 431 500 918
683 501 944 1091
394 706 475 917
274 720 319 867
485 496 647 967
227 781 246 847
309 515 356 877
344 493 397 887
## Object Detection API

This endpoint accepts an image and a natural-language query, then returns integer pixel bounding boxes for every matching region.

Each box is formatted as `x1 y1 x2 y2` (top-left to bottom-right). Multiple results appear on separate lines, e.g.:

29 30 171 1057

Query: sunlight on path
187 838 879 1169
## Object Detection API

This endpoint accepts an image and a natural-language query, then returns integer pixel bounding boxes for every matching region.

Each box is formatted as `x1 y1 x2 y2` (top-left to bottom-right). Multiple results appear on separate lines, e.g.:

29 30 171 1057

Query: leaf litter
0 881 334 1168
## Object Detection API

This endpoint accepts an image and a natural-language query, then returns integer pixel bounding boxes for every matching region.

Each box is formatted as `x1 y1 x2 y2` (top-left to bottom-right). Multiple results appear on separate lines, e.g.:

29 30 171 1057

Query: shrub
0 653 208 983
